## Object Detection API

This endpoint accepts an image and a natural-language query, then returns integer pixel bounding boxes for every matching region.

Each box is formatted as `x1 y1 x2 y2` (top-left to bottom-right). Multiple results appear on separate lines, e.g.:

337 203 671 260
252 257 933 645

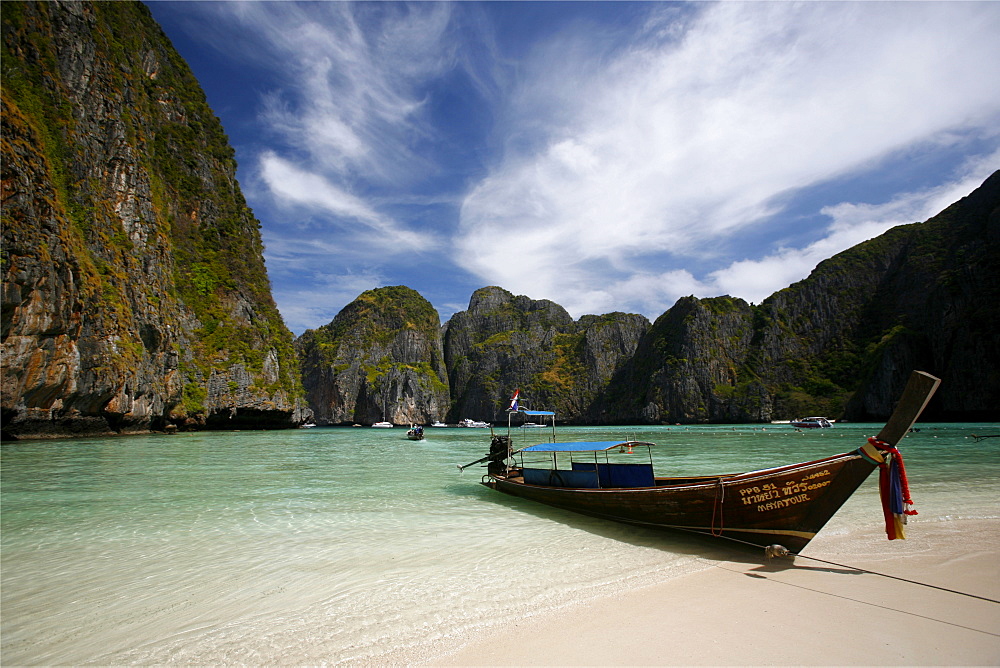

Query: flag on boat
508 389 519 411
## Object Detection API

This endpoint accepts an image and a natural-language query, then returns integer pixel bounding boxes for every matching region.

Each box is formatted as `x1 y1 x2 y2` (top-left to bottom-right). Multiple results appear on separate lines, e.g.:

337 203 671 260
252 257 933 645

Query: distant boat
791 417 833 429
461 372 940 553
301 422 317 429
519 422 546 428
372 421 393 428
459 419 490 428
407 425 425 441
430 421 448 428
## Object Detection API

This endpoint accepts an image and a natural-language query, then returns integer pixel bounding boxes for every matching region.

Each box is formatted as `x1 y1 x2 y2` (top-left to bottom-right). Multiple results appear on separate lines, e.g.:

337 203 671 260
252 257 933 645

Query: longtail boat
460 371 940 553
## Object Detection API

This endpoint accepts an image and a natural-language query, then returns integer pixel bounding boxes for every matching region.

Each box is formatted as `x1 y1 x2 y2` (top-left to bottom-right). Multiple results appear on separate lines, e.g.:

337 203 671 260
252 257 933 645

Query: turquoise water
3 423 998 664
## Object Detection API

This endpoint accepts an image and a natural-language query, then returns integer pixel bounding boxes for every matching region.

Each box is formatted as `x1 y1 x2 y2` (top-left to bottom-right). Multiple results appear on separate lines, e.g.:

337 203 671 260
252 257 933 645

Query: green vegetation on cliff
297 286 449 424
2 1 303 437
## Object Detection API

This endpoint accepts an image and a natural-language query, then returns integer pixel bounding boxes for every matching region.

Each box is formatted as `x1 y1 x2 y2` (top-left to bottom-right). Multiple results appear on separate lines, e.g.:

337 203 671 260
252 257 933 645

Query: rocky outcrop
442 287 648 422
605 296 768 424
297 286 449 425
444 287 573 421
1 1 307 439
837 169 1000 420
557 312 652 421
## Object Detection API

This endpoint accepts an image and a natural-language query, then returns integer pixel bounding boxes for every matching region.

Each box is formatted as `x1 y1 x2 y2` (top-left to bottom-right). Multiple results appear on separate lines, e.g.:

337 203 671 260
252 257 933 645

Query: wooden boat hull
485 451 877 552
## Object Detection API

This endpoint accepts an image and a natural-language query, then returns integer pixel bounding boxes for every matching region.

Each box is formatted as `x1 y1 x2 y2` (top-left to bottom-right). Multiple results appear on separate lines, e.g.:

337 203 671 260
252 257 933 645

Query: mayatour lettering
757 492 811 512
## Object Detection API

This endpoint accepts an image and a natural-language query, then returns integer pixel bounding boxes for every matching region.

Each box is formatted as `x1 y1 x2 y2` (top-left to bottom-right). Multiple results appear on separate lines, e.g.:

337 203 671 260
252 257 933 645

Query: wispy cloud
218 2 454 181
455 2 1000 317
259 153 433 250
181 1 462 330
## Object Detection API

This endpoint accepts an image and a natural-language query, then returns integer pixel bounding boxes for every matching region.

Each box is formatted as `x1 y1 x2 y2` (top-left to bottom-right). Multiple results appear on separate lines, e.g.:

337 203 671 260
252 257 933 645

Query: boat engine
488 435 512 475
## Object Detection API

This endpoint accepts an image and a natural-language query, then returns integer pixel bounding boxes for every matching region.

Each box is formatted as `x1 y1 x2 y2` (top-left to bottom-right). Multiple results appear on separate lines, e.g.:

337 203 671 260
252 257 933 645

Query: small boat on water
372 421 393 428
459 418 491 428
407 425 425 441
791 416 833 429
460 372 940 553
430 421 448 428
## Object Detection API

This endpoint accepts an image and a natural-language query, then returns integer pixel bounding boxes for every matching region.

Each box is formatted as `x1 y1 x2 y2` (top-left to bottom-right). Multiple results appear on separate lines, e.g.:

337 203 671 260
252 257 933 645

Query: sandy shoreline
427 519 1000 666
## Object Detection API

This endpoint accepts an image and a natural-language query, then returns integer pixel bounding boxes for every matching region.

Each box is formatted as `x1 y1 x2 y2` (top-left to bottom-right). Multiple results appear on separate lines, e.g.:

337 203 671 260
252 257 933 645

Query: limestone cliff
297 286 449 425
1 1 306 439
442 287 648 422
608 296 769 424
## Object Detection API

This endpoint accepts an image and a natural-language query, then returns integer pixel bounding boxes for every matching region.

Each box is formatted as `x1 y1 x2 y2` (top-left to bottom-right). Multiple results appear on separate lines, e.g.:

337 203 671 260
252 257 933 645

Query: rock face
606 296 768 424
442 287 649 422
833 170 1000 420
296 286 449 425
298 285 649 425
1 2 307 439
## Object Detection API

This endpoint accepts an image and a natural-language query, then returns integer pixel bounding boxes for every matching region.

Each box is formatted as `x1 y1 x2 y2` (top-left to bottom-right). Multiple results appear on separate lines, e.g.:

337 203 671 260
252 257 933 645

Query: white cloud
219 2 454 182
455 2 1000 318
259 153 433 251
194 1 455 282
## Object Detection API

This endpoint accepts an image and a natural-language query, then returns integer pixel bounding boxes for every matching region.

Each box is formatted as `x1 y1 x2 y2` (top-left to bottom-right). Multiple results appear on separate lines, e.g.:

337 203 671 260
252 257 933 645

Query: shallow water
2 423 998 665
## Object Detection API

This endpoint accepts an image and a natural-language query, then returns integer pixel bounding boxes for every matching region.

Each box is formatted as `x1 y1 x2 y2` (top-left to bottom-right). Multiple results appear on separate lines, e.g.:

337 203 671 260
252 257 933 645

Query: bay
2 423 998 665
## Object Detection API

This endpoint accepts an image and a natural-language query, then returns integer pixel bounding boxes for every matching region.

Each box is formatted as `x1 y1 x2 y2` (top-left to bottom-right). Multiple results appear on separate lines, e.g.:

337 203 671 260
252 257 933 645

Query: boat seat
572 462 655 488
523 467 599 488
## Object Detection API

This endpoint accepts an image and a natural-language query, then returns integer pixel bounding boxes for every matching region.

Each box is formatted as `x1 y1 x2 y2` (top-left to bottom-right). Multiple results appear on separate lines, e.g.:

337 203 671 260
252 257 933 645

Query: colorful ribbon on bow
869 437 917 540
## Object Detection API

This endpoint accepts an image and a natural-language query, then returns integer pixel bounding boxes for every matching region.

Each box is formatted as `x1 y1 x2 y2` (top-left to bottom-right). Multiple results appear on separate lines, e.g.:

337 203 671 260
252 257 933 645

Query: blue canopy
520 441 654 452
521 410 555 416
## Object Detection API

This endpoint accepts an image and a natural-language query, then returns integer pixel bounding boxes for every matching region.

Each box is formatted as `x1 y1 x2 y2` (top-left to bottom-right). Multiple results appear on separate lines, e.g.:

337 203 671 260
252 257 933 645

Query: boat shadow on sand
447 481 867 577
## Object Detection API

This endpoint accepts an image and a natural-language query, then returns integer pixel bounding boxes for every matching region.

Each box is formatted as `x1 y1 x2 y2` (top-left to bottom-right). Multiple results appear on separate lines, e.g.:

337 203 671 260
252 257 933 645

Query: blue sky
146 1 1000 335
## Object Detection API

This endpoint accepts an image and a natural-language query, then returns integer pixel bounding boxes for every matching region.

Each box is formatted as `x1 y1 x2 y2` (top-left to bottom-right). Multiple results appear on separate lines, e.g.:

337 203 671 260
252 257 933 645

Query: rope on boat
710 477 726 537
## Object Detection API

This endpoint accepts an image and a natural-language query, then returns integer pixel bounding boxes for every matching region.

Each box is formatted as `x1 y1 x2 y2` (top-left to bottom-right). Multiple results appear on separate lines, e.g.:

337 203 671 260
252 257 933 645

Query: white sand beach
430 519 1000 666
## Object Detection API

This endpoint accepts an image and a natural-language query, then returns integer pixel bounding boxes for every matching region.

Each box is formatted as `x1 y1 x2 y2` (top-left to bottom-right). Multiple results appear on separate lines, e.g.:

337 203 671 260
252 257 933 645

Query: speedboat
791 417 833 429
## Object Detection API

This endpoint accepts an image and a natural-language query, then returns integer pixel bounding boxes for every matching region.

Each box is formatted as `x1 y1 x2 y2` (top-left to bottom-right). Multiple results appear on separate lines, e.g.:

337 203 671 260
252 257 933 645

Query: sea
2 422 999 665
